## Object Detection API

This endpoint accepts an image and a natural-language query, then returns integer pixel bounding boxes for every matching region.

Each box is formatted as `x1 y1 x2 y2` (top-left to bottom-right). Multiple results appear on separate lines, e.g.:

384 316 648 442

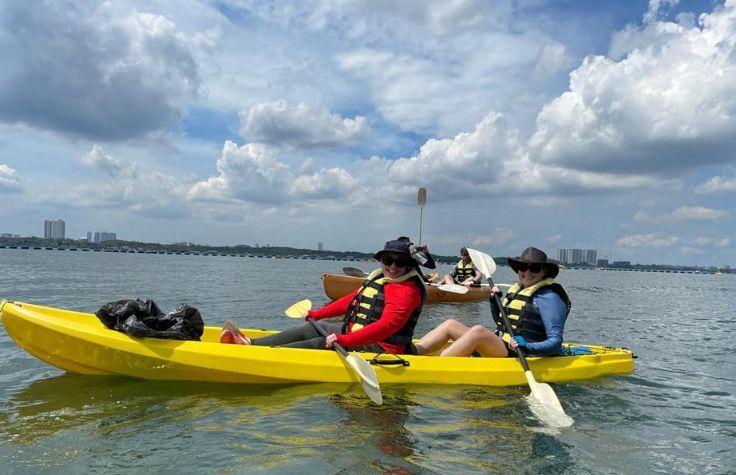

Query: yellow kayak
0 301 634 386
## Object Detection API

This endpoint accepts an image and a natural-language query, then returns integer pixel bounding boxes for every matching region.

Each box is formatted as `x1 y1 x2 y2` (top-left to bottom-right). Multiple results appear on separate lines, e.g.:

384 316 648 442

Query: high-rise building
87 231 92 241
93 231 117 243
318 242 324 252
556 248 597 265
44 219 66 239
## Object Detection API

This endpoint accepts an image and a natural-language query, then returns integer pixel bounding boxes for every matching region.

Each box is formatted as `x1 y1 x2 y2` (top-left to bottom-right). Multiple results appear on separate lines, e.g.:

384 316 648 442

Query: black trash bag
96 298 204 341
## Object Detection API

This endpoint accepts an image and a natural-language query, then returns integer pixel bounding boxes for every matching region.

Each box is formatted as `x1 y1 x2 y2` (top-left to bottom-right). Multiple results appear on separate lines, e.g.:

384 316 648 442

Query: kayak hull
1 301 634 386
322 273 493 303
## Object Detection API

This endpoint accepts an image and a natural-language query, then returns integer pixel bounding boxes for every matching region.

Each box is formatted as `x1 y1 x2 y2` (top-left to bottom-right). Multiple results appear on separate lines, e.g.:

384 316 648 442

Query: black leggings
250 319 384 352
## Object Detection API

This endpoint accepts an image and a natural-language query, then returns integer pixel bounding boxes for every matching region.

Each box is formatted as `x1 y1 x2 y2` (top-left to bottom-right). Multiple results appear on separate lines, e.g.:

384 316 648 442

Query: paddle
344 265 466 294
284 299 383 405
466 248 573 428
417 187 427 245
431 283 469 294
343 266 368 278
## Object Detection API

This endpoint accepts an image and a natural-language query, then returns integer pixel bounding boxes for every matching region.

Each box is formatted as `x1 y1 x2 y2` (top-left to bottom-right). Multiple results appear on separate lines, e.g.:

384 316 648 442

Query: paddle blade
343 267 368 278
284 299 312 319
417 187 427 207
466 248 497 278
346 353 383 405
524 371 573 428
434 283 469 294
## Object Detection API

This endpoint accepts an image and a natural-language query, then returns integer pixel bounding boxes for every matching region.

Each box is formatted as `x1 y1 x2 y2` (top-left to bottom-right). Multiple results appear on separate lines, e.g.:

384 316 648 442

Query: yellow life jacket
454 260 476 282
344 268 426 347
495 278 571 343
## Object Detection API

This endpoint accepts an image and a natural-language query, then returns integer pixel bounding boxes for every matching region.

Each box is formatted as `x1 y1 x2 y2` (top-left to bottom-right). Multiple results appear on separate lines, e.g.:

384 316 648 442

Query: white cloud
81 145 136 178
644 0 680 24
0 3 202 140
290 167 361 199
695 175 736 193
693 236 731 248
534 42 573 76
240 100 370 149
545 234 562 244
384 112 524 199
633 205 729 222
615 233 680 248
529 2 736 176
471 226 517 246
0 164 20 190
187 141 290 203
669 206 729 221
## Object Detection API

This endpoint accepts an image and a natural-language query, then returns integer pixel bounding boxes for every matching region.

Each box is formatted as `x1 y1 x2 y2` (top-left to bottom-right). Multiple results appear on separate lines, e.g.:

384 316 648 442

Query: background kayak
322 272 493 303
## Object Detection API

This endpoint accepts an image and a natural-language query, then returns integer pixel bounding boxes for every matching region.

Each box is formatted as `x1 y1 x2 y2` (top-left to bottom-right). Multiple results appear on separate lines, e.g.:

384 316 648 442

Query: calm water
0 248 734 474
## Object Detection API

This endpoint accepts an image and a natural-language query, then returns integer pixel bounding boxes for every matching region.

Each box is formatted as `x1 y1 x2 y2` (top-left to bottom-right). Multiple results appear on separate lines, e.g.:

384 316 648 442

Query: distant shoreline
0 237 729 274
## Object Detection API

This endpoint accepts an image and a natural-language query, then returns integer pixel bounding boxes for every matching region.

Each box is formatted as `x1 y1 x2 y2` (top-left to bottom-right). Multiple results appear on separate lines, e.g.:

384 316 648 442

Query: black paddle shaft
485 276 532 372
307 317 349 358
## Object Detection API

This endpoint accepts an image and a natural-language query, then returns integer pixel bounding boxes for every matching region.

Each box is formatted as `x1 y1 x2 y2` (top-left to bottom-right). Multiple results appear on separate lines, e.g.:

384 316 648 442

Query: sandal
220 320 250 345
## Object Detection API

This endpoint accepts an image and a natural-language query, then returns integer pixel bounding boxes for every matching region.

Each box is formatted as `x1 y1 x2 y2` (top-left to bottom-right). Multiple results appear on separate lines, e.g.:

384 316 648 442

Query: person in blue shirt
414 247 571 357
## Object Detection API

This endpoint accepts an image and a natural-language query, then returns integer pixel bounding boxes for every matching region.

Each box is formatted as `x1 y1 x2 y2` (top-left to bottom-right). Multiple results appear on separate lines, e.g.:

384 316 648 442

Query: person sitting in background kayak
441 247 481 287
414 247 571 357
221 240 427 354
397 236 438 283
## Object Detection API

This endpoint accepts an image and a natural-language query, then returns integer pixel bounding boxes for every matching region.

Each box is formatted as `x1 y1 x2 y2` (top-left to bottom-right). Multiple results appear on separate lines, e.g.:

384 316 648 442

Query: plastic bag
96 298 204 341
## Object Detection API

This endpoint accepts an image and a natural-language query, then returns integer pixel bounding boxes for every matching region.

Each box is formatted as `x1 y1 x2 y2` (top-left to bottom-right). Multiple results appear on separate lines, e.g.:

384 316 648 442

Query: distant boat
715 269 723 275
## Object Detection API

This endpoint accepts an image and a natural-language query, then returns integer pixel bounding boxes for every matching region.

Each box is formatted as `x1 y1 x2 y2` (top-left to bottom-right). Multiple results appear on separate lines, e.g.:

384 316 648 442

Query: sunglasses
517 263 543 273
381 255 411 268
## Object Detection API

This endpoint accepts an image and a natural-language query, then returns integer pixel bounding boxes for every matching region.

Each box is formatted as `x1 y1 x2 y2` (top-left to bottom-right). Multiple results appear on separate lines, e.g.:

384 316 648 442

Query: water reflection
2 373 577 472
1 374 365 444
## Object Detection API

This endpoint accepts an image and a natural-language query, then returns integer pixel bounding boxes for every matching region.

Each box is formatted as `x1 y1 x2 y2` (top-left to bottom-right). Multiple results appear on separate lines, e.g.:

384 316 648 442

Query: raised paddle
284 299 383 405
343 266 368 278
466 248 573 428
417 187 427 245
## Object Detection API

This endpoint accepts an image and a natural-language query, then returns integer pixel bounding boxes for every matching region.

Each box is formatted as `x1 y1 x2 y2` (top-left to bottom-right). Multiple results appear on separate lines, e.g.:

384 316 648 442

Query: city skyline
0 1 734 267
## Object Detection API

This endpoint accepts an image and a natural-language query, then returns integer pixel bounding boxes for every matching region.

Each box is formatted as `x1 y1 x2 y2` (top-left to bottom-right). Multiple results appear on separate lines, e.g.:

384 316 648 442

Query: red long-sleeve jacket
307 279 422 354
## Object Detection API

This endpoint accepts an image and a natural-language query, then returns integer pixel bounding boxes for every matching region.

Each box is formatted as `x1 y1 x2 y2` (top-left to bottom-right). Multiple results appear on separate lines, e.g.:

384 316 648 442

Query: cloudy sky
1 0 734 266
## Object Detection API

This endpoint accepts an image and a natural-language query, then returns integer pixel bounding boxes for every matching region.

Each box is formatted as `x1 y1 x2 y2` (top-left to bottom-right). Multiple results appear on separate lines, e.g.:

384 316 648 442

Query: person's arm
307 289 358 321
522 291 566 354
472 266 483 283
419 246 436 269
336 281 421 347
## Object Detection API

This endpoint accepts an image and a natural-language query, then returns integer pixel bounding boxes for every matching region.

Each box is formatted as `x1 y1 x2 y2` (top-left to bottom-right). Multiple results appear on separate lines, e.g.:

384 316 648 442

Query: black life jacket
494 278 571 342
343 268 426 347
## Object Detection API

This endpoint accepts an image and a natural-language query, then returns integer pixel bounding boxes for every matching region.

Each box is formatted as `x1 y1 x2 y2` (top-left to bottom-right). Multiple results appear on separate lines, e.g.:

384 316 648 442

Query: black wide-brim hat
507 246 561 278
374 240 414 263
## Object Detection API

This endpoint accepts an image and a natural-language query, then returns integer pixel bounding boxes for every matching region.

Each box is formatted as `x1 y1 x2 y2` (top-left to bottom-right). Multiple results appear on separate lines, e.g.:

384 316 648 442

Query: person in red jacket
220 240 426 354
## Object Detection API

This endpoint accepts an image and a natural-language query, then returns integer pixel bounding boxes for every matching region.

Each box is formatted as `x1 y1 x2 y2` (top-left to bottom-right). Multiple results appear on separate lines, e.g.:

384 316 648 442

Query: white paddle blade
434 283 469 294
284 299 312 319
466 248 496 278
346 353 383 405
524 371 574 428
343 267 368 278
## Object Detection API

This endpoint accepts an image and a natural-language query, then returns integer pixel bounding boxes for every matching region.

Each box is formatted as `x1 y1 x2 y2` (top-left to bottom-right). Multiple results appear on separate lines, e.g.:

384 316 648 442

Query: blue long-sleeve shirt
523 288 567 355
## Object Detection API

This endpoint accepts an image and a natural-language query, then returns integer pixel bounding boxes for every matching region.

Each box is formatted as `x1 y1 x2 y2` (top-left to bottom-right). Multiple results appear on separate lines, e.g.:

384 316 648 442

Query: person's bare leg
441 274 455 285
439 325 507 357
414 319 470 355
